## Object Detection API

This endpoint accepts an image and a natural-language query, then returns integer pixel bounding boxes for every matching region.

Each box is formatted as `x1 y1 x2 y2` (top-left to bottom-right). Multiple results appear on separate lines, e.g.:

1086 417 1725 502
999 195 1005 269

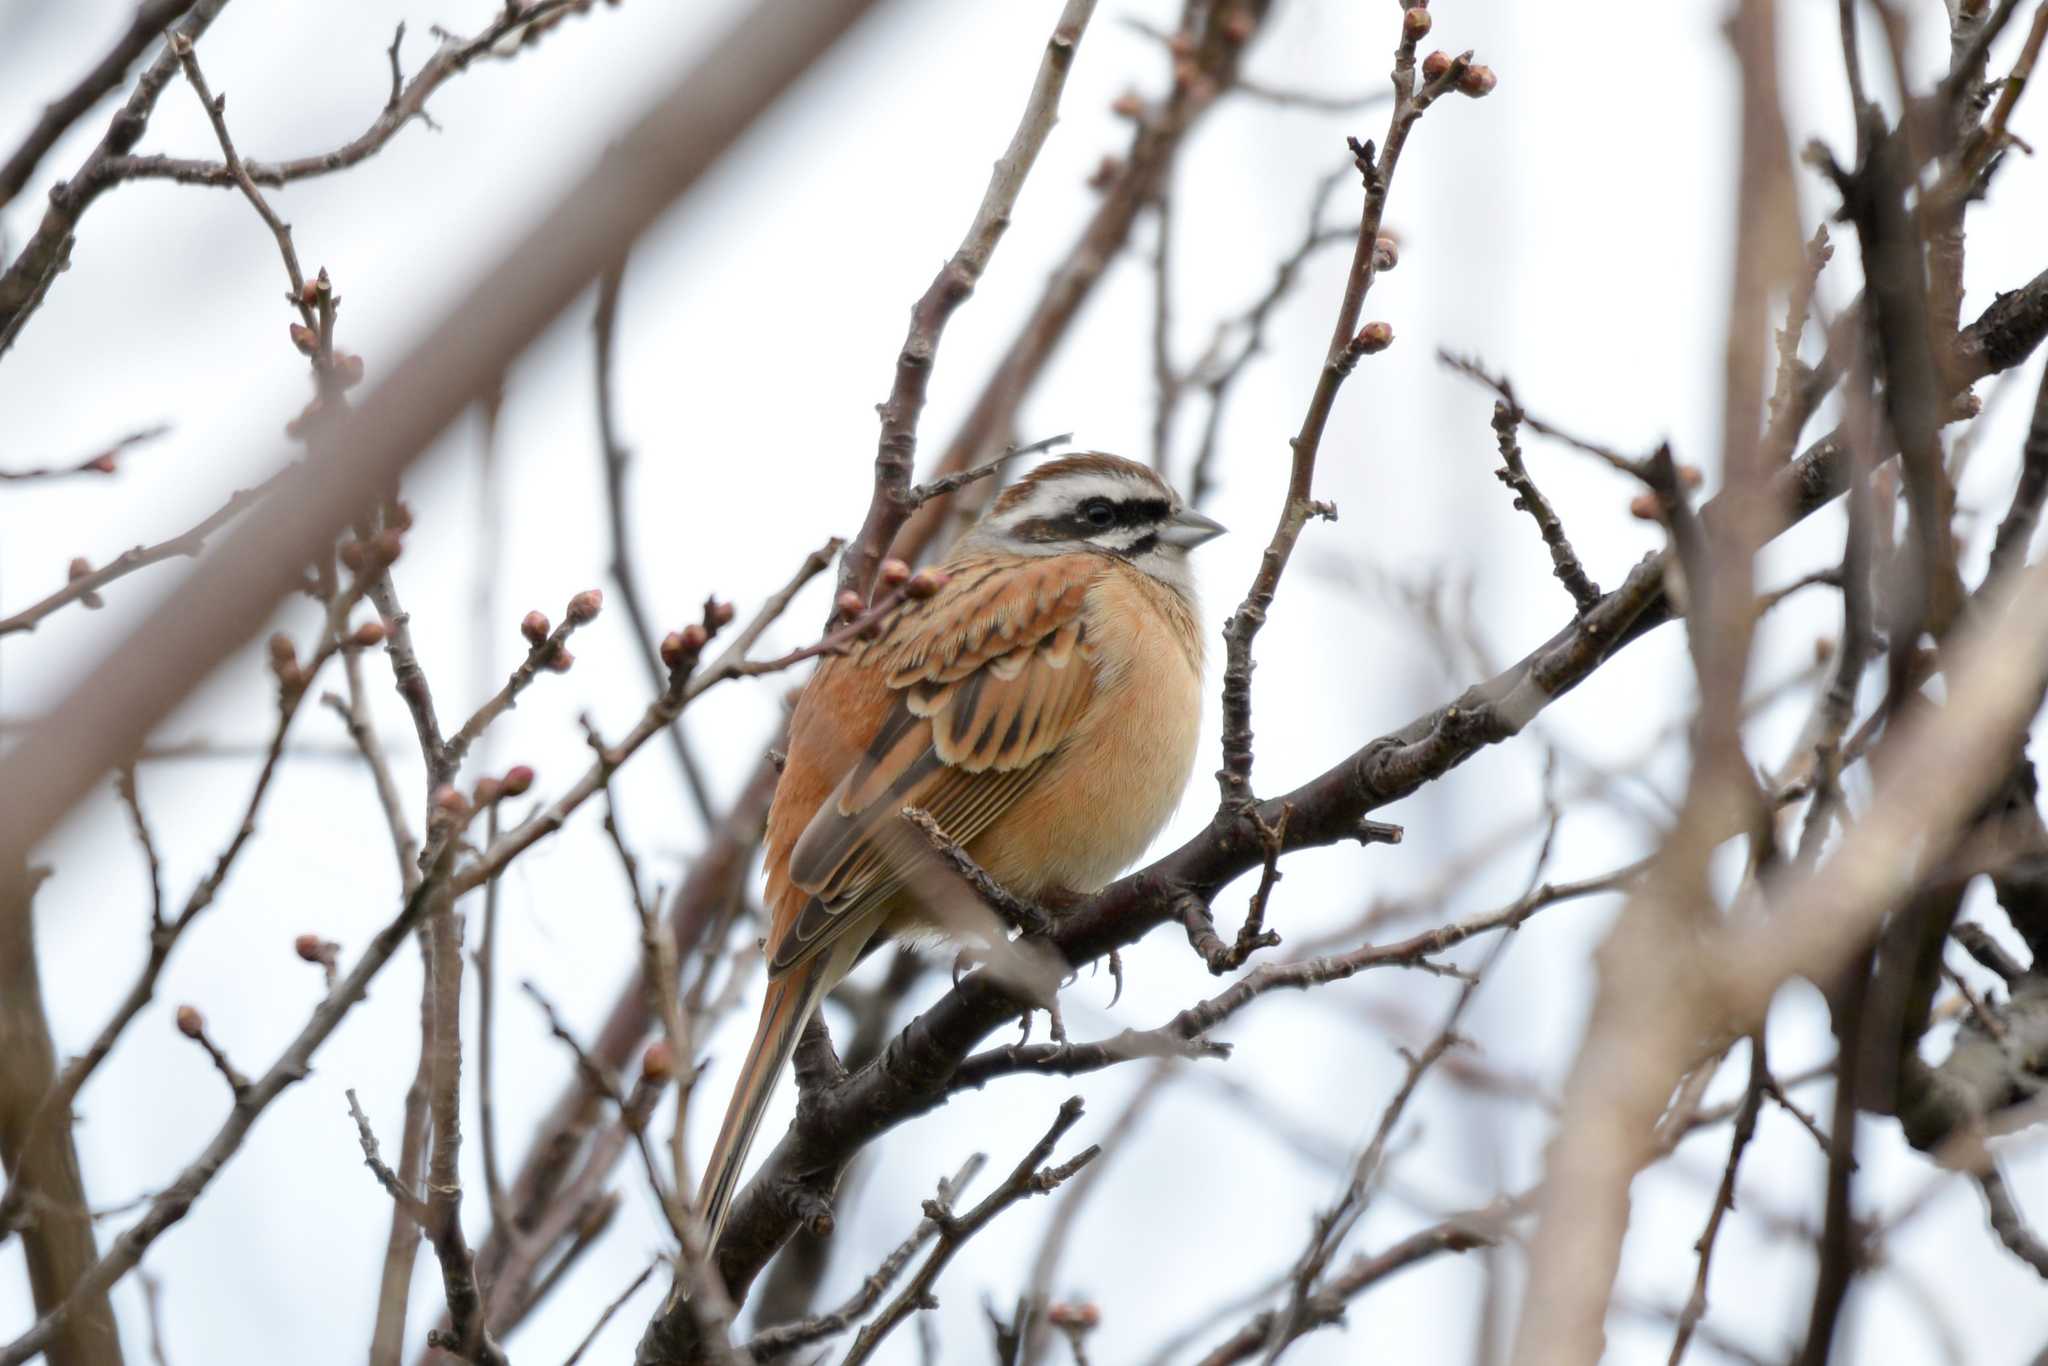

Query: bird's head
962 452 1225 597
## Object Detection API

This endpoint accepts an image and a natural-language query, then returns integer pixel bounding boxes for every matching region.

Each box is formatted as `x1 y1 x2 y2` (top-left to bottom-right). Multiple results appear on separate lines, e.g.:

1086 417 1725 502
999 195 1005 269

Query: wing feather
766 553 1104 978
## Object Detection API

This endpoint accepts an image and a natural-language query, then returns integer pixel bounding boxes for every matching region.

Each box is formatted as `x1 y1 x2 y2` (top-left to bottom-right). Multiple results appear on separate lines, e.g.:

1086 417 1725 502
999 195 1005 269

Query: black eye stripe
1011 497 1172 543
1073 496 1168 530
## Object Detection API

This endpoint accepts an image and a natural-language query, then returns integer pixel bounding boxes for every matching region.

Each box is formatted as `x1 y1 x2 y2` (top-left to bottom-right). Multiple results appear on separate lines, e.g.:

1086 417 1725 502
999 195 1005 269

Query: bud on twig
1421 50 1453 81
704 599 736 629
350 621 387 649
371 530 404 566
431 784 471 826
176 1005 204 1039
289 323 317 355
566 589 604 624
521 611 551 646
333 353 366 389
339 540 369 574
545 647 574 674
472 776 503 807
1372 236 1400 272
69 557 105 609
1458 64 1497 97
294 933 338 965
1403 8 1432 40
1630 492 1662 521
642 1040 675 1083
905 568 950 601
268 632 298 680
836 590 866 619
879 559 913 589
501 765 536 797
661 624 708 671
1353 321 1395 355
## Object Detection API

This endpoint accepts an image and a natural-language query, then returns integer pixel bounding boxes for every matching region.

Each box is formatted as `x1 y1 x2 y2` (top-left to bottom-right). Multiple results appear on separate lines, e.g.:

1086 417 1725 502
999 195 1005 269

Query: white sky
3 1 2047 1363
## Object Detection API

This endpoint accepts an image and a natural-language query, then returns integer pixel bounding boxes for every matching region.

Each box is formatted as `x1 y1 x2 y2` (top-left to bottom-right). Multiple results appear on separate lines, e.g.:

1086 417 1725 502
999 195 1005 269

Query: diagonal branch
837 0 1102 611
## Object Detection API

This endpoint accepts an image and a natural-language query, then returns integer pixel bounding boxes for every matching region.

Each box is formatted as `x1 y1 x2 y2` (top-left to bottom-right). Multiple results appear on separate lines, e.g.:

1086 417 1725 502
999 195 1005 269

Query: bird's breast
972 568 1204 895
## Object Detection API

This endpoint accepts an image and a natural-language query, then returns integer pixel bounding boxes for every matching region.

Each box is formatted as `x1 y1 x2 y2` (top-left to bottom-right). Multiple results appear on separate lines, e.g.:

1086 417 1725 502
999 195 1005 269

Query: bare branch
838 0 1102 610
841 1098 1100 1366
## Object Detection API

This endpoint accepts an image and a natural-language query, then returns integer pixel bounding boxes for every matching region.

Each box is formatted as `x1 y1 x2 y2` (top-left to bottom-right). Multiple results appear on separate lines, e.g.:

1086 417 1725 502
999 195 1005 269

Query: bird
695 451 1226 1253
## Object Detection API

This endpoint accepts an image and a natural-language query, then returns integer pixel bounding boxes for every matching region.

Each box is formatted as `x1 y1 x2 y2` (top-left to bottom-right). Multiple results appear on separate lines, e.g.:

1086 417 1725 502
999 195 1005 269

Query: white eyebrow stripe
1012 473 1165 520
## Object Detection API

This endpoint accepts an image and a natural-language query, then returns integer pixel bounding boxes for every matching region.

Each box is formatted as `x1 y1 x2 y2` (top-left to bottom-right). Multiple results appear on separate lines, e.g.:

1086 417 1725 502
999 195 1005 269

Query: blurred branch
594 256 718 828
0 0 201 212
1509 560 2048 1364
0 425 168 484
1978 1163 2048 1280
0 0 891 902
0 863 125 1366
1235 80 1393 114
0 0 231 359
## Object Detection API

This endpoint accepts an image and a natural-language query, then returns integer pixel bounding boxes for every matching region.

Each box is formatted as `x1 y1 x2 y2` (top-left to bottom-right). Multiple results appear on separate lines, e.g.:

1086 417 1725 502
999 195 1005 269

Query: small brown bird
696 453 1225 1248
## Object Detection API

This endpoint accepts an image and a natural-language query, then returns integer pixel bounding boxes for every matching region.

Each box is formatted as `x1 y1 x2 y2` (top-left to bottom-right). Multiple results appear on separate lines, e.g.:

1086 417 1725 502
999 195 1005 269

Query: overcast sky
3 1 2047 1363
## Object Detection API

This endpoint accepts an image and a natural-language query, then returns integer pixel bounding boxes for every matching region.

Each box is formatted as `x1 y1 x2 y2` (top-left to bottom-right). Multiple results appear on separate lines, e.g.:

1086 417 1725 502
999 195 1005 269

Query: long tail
696 963 833 1255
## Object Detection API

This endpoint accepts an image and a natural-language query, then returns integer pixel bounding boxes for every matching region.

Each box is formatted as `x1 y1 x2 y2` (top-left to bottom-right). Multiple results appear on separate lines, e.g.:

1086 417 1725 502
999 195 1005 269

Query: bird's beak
1158 507 1227 549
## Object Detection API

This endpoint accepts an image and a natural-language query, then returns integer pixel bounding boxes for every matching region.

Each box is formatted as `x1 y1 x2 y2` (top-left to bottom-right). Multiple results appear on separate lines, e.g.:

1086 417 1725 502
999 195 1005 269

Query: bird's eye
1081 498 1116 528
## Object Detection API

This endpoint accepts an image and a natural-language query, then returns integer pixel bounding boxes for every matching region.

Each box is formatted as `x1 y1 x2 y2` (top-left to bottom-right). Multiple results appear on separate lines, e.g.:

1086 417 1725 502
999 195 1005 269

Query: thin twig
1216 31 1479 807
106 2 615 194
842 1098 1099 1366
0 425 171 483
0 571 377 1236
1669 1040 1767 1364
561 1260 660 1366
594 255 719 828
0 468 287 637
837 0 1102 611
744 1158 983 1360
346 1088 429 1224
168 35 316 325
1485 396 1602 614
